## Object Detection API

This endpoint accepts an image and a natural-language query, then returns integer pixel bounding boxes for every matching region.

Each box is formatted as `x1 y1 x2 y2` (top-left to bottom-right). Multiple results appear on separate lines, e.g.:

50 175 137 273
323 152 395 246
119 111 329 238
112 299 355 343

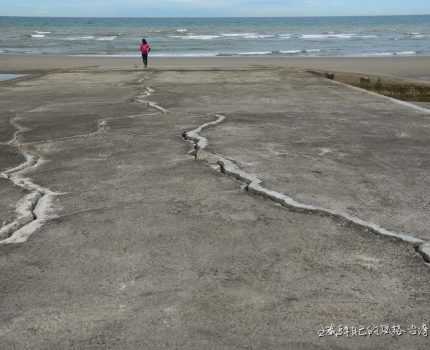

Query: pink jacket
140 43 151 55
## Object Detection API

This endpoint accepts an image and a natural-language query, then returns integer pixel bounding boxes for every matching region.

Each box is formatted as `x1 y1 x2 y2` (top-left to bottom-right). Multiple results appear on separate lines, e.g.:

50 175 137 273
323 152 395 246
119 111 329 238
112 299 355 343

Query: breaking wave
61 35 117 41
168 32 379 41
302 33 378 40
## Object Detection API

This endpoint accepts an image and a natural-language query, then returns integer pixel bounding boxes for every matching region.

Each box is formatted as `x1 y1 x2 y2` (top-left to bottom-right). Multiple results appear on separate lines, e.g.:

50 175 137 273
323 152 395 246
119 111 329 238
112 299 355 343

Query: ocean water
1 16 430 57
0 74 24 81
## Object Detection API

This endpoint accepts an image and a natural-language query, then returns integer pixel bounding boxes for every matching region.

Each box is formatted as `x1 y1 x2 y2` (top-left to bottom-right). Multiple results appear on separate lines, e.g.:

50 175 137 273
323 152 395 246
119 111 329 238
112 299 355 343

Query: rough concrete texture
167 69 430 241
0 67 430 349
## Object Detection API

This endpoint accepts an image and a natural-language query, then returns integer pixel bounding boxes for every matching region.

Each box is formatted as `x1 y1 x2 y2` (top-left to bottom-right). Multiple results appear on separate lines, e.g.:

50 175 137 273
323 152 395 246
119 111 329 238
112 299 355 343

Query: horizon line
1 14 430 19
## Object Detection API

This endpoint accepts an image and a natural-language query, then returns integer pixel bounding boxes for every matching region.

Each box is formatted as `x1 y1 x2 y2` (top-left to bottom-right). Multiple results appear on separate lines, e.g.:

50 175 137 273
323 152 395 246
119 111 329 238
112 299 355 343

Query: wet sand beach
2 54 430 80
1 56 430 349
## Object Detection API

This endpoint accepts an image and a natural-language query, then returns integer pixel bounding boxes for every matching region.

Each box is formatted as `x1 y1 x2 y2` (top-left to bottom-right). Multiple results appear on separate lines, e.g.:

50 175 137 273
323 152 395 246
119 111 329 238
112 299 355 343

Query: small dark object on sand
182 131 188 140
325 72 335 80
217 160 226 174
194 144 199 160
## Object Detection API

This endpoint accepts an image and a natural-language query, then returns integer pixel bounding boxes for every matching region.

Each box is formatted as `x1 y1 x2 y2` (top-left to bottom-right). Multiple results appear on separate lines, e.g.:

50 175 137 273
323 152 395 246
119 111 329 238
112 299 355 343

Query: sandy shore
1 58 430 349
2 54 430 81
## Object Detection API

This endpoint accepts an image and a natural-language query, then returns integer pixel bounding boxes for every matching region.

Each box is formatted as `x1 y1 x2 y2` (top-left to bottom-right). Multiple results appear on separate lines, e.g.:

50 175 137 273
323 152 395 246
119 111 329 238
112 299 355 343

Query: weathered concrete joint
0 117 61 244
417 243 430 263
182 114 430 265
135 87 168 113
0 191 42 240
183 114 226 153
217 160 226 174
193 144 199 160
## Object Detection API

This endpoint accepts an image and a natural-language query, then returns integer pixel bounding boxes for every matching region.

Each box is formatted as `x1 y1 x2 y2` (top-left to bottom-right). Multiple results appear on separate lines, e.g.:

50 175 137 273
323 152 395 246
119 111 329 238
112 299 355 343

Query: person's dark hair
142 38 147 44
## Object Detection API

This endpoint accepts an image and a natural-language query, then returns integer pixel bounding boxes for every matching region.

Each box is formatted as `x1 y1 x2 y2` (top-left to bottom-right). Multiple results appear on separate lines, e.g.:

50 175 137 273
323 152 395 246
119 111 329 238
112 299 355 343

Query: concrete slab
150 70 430 241
0 68 429 349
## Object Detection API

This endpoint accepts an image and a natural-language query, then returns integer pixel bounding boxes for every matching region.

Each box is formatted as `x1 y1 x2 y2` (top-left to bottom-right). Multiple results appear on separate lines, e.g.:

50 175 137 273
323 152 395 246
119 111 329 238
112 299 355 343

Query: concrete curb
307 70 430 115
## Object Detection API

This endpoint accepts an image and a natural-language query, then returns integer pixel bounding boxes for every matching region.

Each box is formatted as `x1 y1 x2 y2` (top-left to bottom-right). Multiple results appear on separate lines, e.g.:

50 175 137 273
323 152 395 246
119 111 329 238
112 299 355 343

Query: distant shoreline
2 54 430 83
1 52 427 59
1 15 430 18
1 52 424 59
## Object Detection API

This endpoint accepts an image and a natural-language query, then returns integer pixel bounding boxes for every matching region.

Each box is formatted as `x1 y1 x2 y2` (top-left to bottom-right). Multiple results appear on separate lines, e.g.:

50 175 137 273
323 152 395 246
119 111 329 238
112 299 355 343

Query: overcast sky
1 0 429 17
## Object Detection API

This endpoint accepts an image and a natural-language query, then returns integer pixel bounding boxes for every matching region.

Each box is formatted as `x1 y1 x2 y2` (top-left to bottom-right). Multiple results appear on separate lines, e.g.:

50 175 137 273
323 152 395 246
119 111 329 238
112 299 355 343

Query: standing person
140 39 151 68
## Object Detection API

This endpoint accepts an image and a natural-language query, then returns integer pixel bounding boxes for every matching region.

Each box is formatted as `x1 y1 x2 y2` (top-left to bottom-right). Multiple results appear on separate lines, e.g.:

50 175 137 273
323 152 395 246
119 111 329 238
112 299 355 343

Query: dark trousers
142 54 148 67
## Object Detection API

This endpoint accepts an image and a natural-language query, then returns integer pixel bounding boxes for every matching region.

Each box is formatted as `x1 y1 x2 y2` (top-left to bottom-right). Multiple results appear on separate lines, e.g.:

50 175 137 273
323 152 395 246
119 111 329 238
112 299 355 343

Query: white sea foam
395 51 417 56
302 33 377 40
96 36 117 41
279 49 321 55
35 31 51 34
221 33 275 39
358 50 417 57
170 34 220 40
172 32 375 41
221 33 258 37
63 35 117 41
363 52 394 56
247 34 275 39
63 36 96 41
186 35 221 40
31 34 45 38
302 33 351 39
176 28 188 33
237 51 273 56
280 50 302 54
221 33 251 37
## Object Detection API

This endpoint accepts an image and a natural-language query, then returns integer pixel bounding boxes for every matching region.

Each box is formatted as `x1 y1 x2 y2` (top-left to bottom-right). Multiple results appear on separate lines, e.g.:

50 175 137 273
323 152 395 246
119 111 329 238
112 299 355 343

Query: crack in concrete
134 87 168 114
27 119 110 145
182 114 430 265
24 110 160 147
0 117 62 244
0 78 166 244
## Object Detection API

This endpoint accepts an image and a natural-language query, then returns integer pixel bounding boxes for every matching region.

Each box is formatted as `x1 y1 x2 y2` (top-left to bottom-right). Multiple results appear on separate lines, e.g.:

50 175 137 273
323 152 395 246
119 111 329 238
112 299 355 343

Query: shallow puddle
0 74 25 81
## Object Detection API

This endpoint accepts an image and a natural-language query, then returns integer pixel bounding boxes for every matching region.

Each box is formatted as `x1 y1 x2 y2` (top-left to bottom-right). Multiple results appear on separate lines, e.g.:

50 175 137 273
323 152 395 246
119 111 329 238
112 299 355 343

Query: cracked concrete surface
0 115 62 243
1 67 430 349
183 114 429 262
178 69 430 242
